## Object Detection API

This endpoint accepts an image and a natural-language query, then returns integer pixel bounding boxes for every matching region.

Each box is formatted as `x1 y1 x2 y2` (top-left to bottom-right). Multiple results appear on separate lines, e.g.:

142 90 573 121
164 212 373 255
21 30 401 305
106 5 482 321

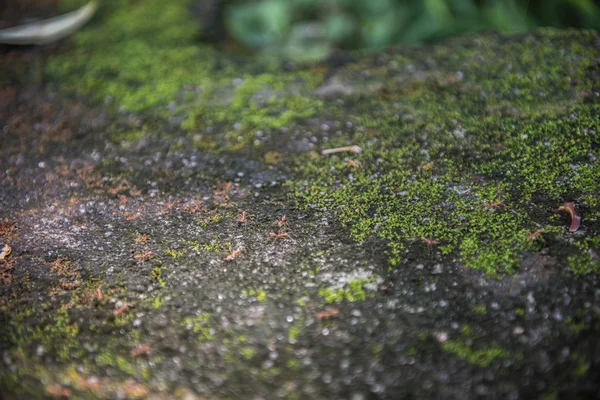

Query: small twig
527 229 543 241
420 237 439 255
321 145 362 155
225 248 242 261
315 307 340 319
484 200 504 209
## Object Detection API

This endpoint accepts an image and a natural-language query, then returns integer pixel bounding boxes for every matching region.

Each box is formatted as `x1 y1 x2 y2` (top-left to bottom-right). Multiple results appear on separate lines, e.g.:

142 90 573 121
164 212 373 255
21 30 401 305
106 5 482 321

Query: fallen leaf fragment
133 251 154 261
0 1 98 45
315 307 339 319
184 201 204 214
238 211 249 223
347 159 361 169
558 202 581 232
419 161 435 171
0 243 11 261
123 380 149 398
46 384 72 398
131 344 152 357
96 287 104 301
134 234 151 244
274 215 287 228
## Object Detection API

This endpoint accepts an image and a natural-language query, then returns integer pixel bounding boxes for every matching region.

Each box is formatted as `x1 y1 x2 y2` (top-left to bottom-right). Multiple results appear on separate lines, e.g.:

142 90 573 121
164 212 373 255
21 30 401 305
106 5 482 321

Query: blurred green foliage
218 0 600 60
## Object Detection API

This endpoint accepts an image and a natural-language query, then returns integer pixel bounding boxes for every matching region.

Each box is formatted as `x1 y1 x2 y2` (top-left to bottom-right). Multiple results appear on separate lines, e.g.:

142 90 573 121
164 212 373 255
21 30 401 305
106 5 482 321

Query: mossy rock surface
1 1 599 399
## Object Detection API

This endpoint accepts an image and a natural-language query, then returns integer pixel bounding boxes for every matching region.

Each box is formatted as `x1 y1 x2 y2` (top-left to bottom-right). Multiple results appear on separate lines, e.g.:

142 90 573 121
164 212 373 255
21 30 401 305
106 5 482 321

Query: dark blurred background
196 0 600 59
2 0 600 60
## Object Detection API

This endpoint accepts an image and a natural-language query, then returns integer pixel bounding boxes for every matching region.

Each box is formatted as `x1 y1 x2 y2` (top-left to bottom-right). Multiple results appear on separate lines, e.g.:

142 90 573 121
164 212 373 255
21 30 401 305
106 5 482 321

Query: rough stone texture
1 1 599 399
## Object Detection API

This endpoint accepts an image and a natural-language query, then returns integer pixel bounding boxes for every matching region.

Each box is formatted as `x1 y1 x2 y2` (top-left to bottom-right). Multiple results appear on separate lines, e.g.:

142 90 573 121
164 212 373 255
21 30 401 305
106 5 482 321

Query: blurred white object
0 0 97 45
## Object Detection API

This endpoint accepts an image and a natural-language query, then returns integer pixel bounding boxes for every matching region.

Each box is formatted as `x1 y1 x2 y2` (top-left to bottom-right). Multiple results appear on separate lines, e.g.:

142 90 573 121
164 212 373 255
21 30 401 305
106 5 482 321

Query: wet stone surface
1 3 600 399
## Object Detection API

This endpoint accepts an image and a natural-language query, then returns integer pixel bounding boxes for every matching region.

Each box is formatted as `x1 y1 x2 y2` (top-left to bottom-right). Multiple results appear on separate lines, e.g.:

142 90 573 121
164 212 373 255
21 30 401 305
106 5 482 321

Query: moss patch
442 340 509 368
49 0 325 152
291 31 600 277
318 279 375 303
47 3 599 279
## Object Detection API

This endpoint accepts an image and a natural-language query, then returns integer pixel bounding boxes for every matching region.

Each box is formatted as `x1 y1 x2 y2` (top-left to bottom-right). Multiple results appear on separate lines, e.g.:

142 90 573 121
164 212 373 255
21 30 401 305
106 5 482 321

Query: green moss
318 279 375 303
151 266 166 287
27 304 82 362
567 237 600 276
202 242 225 252
371 343 384 356
97 352 137 376
97 352 114 367
45 0 600 283
442 340 508 367
165 247 185 259
570 353 590 377
288 326 301 343
286 358 301 370
514 308 526 316
49 0 208 113
182 313 214 342
461 325 473 336
152 295 166 309
111 130 147 145
566 309 589 333
296 298 307 307
258 367 281 379
49 0 325 152
473 305 487 315
116 356 136 375
242 289 268 302
291 32 600 278
240 346 257 360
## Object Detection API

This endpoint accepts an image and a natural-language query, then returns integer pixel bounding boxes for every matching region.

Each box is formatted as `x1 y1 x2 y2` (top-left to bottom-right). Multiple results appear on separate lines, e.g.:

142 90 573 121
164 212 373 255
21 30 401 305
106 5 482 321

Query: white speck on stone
435 332 448 343
424 282 437 292
513 326 524 335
